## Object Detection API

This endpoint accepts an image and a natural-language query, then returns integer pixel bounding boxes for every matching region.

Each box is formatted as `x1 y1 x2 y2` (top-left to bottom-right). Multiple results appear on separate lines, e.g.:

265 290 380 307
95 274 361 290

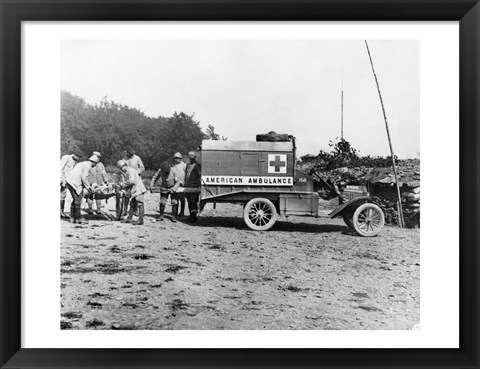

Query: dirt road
61 193 420 330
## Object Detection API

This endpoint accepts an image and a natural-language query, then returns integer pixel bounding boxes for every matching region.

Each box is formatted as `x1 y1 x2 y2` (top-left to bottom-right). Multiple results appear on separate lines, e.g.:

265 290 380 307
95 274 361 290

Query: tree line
62 90 401 173
61 90 223 169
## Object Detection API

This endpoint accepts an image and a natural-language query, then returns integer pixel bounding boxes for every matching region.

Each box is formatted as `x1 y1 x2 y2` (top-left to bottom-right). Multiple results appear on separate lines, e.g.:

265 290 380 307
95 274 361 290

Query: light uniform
162 161 186 219
66 161 93 195
169 162 186 193
124 154 145 175
60 154 77 200
174 161 187 215
120 166 147 225
151 164 183 221
122 166 147 200
87 162 107 185
65 161 94 221
122 154 145 215
85 161 108 212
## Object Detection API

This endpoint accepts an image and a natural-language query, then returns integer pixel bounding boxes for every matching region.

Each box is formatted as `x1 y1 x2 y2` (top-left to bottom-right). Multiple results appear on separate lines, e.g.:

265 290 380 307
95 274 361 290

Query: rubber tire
243 198 278 231
343 214 355 229
353 203 385 237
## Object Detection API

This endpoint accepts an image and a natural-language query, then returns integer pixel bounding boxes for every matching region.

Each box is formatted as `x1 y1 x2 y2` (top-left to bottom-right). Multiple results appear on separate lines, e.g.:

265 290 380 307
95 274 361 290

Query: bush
300 138 398 171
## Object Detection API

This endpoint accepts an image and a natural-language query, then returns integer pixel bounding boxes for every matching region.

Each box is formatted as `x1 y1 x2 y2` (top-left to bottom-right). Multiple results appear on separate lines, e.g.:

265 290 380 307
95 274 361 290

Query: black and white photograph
2 0 477 364
59 39 420 331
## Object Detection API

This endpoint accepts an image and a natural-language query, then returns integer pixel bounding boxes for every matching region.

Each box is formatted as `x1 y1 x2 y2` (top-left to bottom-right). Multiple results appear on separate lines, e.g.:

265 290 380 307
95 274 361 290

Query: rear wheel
243 198 277 231
352 203 385 237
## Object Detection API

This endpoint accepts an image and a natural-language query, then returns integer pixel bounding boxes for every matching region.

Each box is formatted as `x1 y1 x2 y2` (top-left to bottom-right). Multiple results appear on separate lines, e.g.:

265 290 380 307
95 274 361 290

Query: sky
61 40 419 158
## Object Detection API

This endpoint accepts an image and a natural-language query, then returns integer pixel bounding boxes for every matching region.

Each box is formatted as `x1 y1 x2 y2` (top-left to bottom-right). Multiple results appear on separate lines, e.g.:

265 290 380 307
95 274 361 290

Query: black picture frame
1 0 478 368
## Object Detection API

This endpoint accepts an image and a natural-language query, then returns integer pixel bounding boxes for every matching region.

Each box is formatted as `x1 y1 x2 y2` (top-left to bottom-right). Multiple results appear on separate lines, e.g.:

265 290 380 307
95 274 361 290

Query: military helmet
89 155 99 163
117 159 127 169
173 152 183 159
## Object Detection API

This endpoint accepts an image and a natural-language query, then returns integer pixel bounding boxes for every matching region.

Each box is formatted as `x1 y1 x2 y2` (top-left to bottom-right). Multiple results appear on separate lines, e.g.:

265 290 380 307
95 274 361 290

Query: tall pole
341 90 344 140
365 41 405 228
341 71 344 140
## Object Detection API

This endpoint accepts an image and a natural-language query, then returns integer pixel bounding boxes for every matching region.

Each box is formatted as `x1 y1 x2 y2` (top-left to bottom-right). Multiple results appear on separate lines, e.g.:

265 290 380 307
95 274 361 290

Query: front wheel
352 203 385 237
243 198 277 231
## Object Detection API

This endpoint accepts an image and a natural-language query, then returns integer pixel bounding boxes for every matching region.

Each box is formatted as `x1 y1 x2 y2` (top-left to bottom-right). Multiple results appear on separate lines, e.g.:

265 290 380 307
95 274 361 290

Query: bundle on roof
256 131 294 142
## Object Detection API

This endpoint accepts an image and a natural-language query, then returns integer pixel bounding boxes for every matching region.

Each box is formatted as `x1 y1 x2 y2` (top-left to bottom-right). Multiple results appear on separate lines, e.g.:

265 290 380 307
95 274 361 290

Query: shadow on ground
196 215 352 234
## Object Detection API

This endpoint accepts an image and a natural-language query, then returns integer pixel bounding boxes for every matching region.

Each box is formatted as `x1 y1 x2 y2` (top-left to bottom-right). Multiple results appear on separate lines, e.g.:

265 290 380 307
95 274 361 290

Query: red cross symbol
269 155 286 172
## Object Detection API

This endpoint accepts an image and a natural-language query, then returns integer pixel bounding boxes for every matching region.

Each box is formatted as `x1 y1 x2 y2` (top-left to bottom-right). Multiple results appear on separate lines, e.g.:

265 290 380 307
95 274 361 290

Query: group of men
60 147 201 226
149 151 201 224
60 152 102 225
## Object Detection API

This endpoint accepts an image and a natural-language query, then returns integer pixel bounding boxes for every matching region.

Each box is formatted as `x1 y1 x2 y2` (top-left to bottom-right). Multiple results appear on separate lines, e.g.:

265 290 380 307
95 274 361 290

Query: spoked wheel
352 203 385 237
342 214 355 229
243 198 277 231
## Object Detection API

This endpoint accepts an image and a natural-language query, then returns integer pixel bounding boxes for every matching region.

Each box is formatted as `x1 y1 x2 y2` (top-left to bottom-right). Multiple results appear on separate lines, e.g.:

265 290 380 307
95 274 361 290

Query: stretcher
150 187 201 194
83 174 123 220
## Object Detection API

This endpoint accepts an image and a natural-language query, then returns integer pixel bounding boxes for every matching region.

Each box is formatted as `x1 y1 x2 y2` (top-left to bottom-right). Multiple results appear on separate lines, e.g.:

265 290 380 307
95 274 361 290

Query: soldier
176 154 187 217
150 153 184 222
122 146 145 216
184 151 201 223
150 163 172 221
123 146 145 175
86 151 108 215
117 159 147 225
169 152 186 222
60 151 80 218
65 155 99 224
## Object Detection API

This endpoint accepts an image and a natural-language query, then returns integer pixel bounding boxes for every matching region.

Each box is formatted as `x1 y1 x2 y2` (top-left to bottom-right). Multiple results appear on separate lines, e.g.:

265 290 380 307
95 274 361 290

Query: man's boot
69 203 75 223
95 199 103 214
133 204 144 225
73 202 87 224
121 207 134 223
171 205 178 223
86 198 94 215
178 201 185 217
187 212 198 223
134 201 139 216
60 200 68 218
123 198 130 217
157 204 165 221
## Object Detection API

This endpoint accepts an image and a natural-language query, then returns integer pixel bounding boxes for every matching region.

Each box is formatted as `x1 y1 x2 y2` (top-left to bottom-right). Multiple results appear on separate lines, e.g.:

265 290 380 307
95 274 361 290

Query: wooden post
341 70 344 140
365 41 405 228
341 90 344 140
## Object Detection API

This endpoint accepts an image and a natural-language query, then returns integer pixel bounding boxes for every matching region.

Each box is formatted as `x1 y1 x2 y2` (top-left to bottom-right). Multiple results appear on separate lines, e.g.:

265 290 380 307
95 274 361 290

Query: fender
328 196 372 218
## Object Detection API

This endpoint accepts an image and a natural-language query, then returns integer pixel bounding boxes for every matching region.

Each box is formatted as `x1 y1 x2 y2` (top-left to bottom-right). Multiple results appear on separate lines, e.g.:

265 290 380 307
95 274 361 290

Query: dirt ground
60 193 420 330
